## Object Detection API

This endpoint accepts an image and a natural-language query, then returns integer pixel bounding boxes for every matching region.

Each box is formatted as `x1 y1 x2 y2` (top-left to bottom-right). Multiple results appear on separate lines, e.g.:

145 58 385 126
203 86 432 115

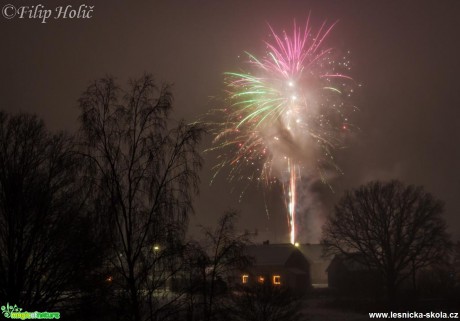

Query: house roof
286 267 309 275
298 244 327 262
245 243 301 266
327 253 370 272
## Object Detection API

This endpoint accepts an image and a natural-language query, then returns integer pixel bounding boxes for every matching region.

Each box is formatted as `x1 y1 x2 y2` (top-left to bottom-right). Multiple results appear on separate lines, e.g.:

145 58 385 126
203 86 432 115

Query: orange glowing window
273 275 281 285
242 274 249 284
258 276 265 283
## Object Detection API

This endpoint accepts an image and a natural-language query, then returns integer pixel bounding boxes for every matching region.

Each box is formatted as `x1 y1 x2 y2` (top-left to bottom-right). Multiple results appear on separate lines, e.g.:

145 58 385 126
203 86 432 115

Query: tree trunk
386 274 397 308
128 266 141 321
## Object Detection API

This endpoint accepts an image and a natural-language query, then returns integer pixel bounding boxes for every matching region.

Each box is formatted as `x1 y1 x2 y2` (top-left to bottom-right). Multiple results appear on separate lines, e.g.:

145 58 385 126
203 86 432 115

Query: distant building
298 243 330 287
240 243 311 294
327 253 383 297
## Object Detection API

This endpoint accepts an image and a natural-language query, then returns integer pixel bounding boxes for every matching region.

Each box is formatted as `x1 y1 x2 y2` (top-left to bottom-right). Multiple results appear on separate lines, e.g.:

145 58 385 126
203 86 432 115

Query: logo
1 303 60 320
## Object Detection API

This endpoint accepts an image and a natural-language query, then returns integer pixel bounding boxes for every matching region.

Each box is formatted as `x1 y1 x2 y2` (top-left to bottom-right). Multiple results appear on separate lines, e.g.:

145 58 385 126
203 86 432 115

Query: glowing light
242 274 249 284
258 276 265 283
209 18 355 244
153 245 160 251
294 242 300 247
273 275 281 285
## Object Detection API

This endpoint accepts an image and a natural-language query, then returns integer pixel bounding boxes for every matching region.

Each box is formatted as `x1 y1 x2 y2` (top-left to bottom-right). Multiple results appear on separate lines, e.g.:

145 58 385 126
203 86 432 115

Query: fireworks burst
208 18 357 244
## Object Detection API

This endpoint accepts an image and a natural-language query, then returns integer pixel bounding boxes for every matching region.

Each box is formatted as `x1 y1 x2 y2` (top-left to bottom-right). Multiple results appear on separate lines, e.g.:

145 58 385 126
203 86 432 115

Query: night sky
2 0 459 242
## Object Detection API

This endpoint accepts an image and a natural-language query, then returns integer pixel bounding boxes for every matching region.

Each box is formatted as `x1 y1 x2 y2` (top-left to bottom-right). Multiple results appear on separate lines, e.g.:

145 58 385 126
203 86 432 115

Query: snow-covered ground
303 299 369 321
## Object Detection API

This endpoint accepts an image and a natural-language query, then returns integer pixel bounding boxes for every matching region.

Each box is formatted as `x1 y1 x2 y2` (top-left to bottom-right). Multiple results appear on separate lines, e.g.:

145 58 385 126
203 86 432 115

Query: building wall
240 265 310 294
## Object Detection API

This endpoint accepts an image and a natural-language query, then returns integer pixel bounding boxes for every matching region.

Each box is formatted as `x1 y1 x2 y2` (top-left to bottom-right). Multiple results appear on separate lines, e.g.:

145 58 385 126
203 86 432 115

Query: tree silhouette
78 74 203 321
200 211 251 321
322 180 451 299
0 112 97 310
180 211 251 321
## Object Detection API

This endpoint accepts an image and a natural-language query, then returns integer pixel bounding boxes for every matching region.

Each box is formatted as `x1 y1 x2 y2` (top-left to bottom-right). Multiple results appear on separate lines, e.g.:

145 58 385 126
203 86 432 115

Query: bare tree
0 112 96 310
78 74 203 321
183 211 251 321
203 211 251 321
322 180 452 299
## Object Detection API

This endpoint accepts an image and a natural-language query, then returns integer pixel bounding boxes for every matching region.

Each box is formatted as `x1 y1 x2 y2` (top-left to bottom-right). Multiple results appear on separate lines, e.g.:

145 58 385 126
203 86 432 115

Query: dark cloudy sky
1 0 459 242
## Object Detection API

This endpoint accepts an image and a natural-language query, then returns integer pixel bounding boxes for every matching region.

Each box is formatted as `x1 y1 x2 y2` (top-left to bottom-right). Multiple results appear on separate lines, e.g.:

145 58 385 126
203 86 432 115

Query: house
240 243 311 294
327 253 383 297
298 243 330 287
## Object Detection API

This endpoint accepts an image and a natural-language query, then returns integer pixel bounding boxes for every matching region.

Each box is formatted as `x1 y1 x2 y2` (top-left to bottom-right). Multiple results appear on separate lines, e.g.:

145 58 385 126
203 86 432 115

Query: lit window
242 274 249 284
258 276 265 283
273 275 281 285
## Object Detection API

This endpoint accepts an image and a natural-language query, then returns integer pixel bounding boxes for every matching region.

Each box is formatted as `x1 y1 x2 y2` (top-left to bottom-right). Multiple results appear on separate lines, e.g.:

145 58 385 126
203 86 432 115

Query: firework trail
209 17 356 244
